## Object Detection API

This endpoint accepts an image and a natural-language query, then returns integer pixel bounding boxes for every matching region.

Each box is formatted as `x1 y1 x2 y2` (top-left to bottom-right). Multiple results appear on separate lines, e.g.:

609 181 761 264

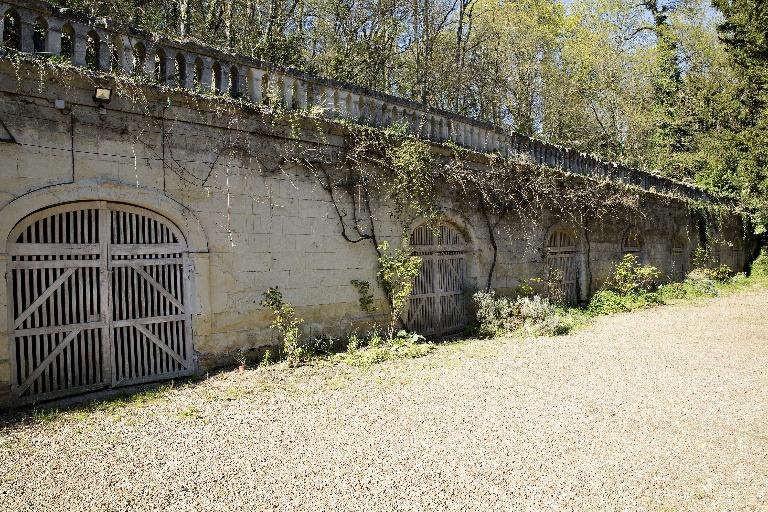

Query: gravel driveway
2 287 768 511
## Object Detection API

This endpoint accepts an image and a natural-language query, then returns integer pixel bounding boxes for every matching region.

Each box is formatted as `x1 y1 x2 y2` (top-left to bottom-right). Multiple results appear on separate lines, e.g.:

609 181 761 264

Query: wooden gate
7 202 193 404
546 229 579 305
671 237 685 281
407 222 467 336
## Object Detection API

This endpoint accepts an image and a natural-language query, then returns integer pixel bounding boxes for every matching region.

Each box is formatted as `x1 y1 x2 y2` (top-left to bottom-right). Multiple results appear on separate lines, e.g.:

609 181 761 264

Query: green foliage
355 123 440 225
604 254 661 295
751 248 768 277
350 279 376 314
377 240 422 339
333 328 431 368
261 288 306 366
586 290 662 316
471 290 575 338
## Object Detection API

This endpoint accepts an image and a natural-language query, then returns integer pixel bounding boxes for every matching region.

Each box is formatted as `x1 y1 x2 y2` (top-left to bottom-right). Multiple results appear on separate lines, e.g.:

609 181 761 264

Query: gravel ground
2 286 768 512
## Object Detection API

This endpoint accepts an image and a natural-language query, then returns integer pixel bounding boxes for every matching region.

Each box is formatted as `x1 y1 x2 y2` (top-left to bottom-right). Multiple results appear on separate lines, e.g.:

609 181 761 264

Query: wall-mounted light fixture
93 87 112 111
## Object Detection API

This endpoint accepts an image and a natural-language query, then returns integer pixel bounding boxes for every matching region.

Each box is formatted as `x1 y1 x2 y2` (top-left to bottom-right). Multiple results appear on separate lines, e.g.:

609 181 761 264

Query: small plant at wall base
376 240 422 340
261 288 306 366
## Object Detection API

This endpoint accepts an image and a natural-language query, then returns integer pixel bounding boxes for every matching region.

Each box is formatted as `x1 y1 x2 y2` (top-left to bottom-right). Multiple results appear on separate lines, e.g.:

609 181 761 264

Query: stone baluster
160 48 173 84
96 30 111 71
72 24 87 67
217 65 228 94
118 36 134 74
45 18 63 55
18 10 35 53
200 56 213 91
440 117 449 140
338 90 349 118
349 92 360 120
322 86 335 116
282 76 295 109
295 79 308 109
182 54 195 89
142 42 156 78
249 68 264 104
0 6 6 45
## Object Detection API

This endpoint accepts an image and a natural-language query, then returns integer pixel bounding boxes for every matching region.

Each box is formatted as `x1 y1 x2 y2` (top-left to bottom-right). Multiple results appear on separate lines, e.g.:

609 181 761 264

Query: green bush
604 254 661 294
472 291 570 337
587 289 662 316
752 248 768 277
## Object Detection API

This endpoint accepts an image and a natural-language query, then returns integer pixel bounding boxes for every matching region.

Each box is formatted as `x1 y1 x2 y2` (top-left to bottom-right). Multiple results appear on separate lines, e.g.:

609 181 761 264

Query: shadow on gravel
0 367 236 430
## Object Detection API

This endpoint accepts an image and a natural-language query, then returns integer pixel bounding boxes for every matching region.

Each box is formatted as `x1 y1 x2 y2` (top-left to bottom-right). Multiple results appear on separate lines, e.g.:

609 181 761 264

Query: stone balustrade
0 0 711 202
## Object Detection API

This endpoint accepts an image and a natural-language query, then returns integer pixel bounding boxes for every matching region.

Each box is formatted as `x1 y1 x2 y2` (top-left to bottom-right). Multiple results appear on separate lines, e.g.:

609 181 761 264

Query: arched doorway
407 222 468 336
7 202 193 404
671 236 686 281
546 227 581 305
622 227 643 260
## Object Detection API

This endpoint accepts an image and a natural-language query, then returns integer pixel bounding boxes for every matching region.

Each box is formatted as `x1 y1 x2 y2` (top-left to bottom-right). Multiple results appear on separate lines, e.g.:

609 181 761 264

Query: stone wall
0 60 749 407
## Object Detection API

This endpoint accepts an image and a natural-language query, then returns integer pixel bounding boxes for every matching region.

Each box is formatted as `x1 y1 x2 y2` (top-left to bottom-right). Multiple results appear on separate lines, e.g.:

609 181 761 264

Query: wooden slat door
546 230 579 306
407 223 467 336
109 205 193 387
7 202 193 404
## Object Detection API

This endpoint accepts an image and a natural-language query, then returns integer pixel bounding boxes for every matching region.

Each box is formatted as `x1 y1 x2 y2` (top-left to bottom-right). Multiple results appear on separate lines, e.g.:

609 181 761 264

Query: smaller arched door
622 227 643 261
671 236 686 281
407 222 468 336
546 228 580 305
7 202 193 404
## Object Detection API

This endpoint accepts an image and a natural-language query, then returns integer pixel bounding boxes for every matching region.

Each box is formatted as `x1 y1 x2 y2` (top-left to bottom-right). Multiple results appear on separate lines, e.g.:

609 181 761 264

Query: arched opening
193 57 203 89
546 227 581 305
132 41 146 76
110 35 123 73
2 10 21 51
211 61 222 93
175 53 186 86
7 202 194 405
671 236 686 281
154 47 166 82
622 227 643 261
33 17 48 53
407 221 468 336
60 23 74 63
228 65 239 97
85 30 100 70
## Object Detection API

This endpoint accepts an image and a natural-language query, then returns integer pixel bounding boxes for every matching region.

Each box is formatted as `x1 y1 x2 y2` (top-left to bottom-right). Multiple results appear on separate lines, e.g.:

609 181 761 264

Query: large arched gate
7 202 193 404
407 222 467 336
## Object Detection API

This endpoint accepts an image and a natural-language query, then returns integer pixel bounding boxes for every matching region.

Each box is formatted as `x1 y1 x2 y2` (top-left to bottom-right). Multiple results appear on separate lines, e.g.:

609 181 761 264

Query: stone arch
545 223 586 305
228 65 240 97
175 52 187 86
154 46 167 82
0 180 208 254
622 226 644 261
132 40 146 75
211 61 222 93
193 56 203 88
2 9 20 50
32 16 47 53
85 29 100 71
60 23 75 63
110 34 124 72
5 201 197 404
407 217 471 336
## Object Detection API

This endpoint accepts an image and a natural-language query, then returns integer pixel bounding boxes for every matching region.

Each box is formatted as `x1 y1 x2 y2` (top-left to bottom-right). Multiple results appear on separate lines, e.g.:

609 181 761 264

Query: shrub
752 248 768 277
261 288 305 366
587 289 661 316
604 254 660 294
683 269 719 296
472 290 517 337
472 291 568 337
